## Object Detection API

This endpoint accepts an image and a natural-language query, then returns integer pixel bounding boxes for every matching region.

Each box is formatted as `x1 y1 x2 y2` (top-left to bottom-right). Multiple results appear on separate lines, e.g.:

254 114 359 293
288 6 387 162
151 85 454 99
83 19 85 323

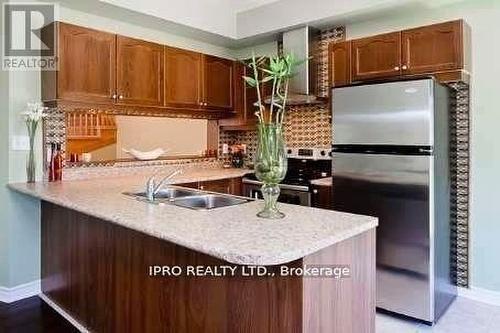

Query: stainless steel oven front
242 178 311 207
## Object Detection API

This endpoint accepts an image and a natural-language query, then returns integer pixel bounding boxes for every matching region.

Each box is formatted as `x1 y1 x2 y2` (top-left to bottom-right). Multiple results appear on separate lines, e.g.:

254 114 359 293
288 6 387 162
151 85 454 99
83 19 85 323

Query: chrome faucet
145 169 182 202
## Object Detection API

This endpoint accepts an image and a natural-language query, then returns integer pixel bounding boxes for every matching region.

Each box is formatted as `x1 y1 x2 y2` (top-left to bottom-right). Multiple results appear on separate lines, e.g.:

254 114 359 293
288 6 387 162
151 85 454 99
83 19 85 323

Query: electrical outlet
11 135 30 151
222 143 229 154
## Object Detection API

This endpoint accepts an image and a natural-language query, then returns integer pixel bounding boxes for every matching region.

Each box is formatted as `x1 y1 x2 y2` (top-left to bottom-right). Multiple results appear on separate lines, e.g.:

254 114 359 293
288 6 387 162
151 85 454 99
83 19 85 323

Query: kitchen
1 0 500 332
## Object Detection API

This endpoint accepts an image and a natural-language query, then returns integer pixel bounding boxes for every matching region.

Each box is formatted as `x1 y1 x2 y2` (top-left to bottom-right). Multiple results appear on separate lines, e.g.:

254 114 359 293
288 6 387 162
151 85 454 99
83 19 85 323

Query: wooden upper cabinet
116 36 164 106
351 32 402 81
328 41 351 88
402 20 465 75
164 47 202 109
203 55 234 111
219 62 246 127
54 23 116 103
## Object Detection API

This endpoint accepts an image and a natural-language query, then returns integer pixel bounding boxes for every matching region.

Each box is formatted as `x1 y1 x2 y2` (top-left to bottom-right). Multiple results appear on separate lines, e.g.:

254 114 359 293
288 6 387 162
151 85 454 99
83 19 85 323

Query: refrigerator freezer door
332 79 434 146
332 152 433 321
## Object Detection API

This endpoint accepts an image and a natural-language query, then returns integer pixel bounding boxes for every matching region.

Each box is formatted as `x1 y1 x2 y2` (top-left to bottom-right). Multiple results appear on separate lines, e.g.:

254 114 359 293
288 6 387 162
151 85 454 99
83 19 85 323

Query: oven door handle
242 178 309 192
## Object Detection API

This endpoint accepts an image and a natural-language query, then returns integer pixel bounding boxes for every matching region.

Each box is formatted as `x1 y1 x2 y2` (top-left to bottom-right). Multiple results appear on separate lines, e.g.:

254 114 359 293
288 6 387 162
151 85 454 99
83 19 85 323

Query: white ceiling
97 0 280 38
232 0 281 12
95 0 468 42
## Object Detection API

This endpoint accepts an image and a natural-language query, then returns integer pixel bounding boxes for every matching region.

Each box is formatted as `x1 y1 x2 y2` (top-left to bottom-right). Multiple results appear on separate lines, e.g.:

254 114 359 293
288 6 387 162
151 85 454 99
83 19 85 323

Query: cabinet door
164 47 202 109
402 20 463 75
219 62 246 127
199 179 232 194
351 32 402 81
328 41 351 88
56 23 116 103
116 36 164 106
177 182 199 189
203 55 234 111
311 185 332 210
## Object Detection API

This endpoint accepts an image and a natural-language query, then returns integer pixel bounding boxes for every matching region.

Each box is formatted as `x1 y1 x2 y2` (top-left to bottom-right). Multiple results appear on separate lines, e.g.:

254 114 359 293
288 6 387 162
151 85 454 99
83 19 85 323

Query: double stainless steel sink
124 186 251 210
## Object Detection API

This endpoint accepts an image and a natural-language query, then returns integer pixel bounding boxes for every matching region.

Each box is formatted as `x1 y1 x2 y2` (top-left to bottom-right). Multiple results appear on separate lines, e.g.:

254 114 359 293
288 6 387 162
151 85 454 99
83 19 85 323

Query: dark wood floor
0 296 78 333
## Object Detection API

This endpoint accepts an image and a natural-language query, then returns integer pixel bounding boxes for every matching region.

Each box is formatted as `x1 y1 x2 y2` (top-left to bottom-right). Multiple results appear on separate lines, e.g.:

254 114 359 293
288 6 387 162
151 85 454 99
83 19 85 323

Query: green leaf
242 76 257 87
260 68 275 75
261 76 273 83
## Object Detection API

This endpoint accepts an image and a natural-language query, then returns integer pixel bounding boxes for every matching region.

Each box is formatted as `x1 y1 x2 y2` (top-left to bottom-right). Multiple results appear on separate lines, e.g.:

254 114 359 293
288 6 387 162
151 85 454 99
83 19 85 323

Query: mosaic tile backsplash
219 104 331 165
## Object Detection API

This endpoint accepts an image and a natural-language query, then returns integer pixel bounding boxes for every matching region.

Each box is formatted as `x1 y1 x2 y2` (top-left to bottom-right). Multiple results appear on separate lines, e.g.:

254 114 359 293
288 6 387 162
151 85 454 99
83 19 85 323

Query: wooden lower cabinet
41 201 376 333
178 177 243 196
311 185 333 210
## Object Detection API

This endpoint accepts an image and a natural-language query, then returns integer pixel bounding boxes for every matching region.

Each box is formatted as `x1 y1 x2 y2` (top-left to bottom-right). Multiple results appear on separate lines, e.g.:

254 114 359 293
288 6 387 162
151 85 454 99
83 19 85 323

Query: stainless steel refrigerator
331 78 456 323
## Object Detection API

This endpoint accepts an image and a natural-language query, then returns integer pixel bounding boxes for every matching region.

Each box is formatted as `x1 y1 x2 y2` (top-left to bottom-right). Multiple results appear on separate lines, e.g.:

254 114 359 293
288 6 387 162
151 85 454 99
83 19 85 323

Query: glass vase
254 123 288 219
26 136 36 183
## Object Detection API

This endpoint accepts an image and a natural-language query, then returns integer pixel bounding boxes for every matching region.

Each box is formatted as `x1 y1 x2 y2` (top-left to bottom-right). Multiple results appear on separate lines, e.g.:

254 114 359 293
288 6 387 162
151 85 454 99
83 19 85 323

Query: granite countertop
9 167 377 266
310 177 332 187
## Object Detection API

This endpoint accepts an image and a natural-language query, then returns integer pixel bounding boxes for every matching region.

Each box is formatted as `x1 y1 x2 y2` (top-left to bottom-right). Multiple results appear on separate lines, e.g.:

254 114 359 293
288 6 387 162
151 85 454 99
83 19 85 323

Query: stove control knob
320 150 326 156
287 149 292 155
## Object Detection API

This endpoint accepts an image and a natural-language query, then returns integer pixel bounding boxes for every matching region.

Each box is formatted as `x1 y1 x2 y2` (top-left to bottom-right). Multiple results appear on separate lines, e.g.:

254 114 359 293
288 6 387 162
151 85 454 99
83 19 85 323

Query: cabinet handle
118 95 124 100
394 66 400 71
402 65 408 70
199 185 204 190
313 189 318 194
199 102 203 106
204 102 208 106
111 94 117 100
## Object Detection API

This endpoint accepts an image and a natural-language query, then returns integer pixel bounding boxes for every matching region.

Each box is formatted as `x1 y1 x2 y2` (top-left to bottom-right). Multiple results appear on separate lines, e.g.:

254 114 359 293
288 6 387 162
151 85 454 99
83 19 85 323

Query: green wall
0 13 10 287
346 0 500 292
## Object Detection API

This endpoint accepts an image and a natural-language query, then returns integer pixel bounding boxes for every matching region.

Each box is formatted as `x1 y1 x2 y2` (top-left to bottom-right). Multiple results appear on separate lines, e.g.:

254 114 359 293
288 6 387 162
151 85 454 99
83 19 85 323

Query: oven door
243 181 311 206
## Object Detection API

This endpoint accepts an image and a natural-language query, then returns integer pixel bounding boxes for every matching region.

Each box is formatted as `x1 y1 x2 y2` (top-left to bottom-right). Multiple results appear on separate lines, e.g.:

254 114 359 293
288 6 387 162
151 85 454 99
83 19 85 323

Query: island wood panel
303 229 376 333
116 36 164 106
41 201 375 333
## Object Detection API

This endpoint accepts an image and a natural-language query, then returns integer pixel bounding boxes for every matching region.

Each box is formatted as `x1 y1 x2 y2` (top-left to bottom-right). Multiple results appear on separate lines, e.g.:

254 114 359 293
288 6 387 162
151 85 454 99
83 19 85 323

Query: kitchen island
9 169 377 333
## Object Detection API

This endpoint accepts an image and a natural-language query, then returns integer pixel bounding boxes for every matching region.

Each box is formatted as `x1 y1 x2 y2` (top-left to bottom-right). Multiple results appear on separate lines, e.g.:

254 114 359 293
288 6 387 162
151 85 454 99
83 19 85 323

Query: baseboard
458 286 500 307
0 280 41 303
39 293 88 332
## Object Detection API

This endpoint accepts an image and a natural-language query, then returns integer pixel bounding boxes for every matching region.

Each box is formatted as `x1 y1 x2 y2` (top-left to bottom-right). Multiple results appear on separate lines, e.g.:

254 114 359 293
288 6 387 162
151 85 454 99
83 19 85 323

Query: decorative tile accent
316 26 345 98
448 82 470 288
42 107 66 174
284 105 332 148
63 159 224 181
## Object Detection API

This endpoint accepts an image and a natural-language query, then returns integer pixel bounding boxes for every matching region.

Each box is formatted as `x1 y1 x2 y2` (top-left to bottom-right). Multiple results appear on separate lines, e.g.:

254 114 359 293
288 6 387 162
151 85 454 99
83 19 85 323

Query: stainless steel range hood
281 26 322 105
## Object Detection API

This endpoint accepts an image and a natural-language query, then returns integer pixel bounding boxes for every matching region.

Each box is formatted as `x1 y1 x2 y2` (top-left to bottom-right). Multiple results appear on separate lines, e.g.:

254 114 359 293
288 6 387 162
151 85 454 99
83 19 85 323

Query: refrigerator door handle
418 147 434 155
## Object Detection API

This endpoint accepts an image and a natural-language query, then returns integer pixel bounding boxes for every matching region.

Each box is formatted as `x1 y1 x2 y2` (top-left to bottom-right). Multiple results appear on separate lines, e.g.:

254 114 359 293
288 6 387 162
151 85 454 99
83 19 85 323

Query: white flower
22 102 47 123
